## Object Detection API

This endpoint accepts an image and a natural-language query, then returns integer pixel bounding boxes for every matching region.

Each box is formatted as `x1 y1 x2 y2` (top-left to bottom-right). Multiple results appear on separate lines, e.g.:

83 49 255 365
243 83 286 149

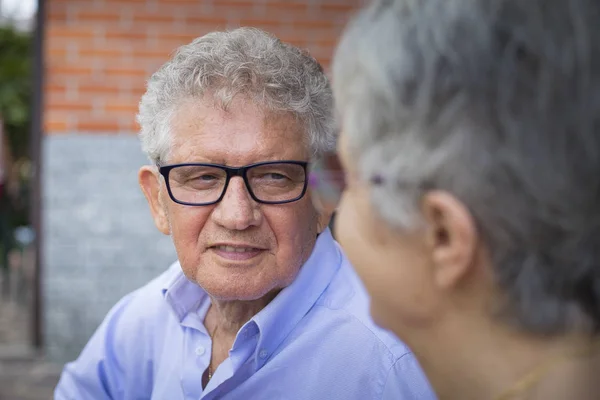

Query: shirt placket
180 329 212 400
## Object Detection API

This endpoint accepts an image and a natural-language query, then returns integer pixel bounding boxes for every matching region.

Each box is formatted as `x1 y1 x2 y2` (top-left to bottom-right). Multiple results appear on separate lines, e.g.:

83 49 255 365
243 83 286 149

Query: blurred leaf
0 25 32 228
0 25 32 160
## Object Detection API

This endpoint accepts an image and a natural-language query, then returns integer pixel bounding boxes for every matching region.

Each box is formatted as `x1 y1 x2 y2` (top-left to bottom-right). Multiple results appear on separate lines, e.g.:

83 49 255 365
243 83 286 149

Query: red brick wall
44 0 362 135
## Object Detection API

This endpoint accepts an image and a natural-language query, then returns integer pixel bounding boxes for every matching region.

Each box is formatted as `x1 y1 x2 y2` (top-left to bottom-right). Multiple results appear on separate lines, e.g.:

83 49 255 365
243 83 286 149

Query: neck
205 290 280 337
409 317 600 400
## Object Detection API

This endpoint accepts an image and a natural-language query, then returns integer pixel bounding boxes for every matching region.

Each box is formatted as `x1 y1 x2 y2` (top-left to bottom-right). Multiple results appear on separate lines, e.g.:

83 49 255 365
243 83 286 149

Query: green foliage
0 25 32 160
0 26 32 233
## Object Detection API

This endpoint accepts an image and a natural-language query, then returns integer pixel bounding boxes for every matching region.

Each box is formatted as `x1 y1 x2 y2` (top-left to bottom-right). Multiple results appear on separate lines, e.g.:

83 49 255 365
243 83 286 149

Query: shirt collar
251 228 341 367
161 262 207 322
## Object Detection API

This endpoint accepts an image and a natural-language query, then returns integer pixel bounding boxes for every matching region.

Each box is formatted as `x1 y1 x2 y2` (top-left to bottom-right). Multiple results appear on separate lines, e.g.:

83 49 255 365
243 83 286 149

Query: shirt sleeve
381 352 438 400
54 293 137 400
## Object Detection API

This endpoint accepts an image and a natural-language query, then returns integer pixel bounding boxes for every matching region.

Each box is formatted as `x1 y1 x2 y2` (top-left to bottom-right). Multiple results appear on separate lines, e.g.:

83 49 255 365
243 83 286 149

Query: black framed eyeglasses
158 161 309 206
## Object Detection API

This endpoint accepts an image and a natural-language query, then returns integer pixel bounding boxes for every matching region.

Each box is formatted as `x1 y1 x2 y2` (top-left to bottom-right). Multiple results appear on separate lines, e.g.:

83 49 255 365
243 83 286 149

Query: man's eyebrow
171 164 225 178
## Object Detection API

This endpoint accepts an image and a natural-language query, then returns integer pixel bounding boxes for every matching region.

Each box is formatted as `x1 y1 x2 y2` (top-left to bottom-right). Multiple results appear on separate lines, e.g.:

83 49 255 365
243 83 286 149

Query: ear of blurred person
421 190 478 290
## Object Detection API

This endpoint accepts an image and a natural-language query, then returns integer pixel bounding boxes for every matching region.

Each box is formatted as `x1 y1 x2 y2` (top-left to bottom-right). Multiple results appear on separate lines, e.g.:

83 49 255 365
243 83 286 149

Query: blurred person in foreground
310 0 600 399
54 27 434 400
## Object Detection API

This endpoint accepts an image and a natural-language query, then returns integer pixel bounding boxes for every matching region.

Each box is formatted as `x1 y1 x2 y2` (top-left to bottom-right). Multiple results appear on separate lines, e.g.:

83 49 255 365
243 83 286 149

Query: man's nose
210 177 262 230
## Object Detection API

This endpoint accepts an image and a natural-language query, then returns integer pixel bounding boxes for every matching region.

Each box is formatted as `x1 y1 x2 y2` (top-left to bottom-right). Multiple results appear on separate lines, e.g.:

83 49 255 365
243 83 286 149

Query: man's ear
317 209 333 235
139 166 170 235
421 190 477 290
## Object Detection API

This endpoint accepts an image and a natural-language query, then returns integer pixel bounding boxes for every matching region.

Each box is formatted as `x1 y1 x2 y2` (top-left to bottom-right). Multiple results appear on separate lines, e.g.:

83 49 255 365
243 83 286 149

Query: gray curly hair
137 27 335 165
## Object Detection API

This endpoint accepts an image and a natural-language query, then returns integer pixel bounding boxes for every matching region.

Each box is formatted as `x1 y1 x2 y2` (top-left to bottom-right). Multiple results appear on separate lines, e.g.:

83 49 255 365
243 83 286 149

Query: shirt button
259 349 268 359
195 345 205 356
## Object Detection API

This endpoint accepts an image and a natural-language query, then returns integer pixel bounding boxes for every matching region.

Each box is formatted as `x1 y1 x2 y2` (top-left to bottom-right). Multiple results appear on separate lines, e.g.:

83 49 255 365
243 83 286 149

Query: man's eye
195 174 219 181
184 174 221 187
263 173 288 180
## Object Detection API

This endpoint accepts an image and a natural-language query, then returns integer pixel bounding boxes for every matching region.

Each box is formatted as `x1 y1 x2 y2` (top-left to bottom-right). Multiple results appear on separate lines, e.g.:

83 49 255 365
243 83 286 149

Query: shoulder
124 261 181 311
298 245 435 398
115 261 179 315
315 245 411 360
55 262 183 399
100 261 181 344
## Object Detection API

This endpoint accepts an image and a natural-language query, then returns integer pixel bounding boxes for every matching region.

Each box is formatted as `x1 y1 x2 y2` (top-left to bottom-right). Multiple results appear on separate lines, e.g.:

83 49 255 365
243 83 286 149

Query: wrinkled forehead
167 97 310 165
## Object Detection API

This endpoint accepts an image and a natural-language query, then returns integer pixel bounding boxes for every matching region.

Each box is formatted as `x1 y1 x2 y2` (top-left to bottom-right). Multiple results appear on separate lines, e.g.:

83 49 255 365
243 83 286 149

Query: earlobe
316 210 333 234
421 191 477 289
139 166 171 235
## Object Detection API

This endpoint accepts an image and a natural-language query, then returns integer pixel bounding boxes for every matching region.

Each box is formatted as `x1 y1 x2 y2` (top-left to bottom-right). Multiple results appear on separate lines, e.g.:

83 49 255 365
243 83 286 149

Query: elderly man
54 28 434 399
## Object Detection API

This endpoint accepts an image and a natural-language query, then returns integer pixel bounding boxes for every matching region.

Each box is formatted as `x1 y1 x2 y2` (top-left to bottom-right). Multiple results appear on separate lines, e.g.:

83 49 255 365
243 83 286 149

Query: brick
45 36 96 57
47 0 68 12
103 67 148 77
44 119 69 133
78 84 122 94
77 48 123 58
289 26 341 41
266 1 309 11
151 39 200 54
47 99 93 112
47 48 68 58
105 30 148 41
44 109 71 122
46 0 83 4
76 11 122 23
278 32 338 49
44 35 68 51
158 32 200 43
46 26 96 39
75 57 122 72
131 86 149 98
76 120 121 132
105 102 139 113
48 8 68 22
45 83 67 93
313 37 339 47
131 49 172 60
238 18 282 27
320 3 359 12
311 10 355 24
212 0 256 6
47 66 94 76
156 0 203 4
133 13 176 24
211 4 258 18
186 16 228 25
293 19 336 29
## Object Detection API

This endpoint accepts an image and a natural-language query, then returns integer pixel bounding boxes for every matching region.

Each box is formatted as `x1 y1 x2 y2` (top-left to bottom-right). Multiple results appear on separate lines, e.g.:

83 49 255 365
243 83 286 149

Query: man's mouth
208 243 267 262
212 245 263 253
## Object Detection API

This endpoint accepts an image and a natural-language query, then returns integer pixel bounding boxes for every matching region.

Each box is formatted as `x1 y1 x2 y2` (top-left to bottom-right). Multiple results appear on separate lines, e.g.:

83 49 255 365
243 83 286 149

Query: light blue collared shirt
55 229 435 399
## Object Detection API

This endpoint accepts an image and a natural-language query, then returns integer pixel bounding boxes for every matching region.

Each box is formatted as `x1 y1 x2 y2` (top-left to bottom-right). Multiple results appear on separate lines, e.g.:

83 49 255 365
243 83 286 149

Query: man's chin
196 279 276 303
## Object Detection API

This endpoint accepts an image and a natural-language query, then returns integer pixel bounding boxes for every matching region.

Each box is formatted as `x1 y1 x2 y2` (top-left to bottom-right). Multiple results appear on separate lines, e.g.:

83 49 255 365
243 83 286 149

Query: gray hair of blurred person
333 0 600 335
137 27 335 166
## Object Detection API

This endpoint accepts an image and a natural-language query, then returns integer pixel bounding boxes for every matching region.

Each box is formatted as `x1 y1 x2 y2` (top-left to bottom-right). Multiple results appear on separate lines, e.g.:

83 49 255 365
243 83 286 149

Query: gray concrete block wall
42 134 177 364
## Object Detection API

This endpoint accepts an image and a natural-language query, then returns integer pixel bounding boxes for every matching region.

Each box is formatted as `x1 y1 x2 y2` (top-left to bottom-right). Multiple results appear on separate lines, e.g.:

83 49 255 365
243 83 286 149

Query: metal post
29 0 44 350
